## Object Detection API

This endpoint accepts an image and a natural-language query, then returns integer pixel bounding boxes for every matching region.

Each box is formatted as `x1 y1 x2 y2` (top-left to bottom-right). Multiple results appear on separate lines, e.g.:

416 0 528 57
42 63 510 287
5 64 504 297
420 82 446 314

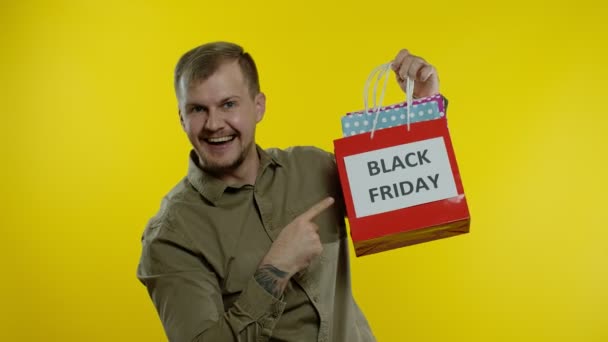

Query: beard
197 140 253 176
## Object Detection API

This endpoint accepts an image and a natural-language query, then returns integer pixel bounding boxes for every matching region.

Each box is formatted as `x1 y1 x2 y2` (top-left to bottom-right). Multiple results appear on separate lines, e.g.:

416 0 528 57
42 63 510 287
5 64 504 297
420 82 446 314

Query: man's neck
216 147 260 187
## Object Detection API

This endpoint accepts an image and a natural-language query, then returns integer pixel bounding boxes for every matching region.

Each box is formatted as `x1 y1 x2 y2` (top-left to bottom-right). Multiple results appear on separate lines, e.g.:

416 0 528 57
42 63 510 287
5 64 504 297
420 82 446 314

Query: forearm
191 264 291 341
187 275 287 342
139 264 288 342
253 264 290 298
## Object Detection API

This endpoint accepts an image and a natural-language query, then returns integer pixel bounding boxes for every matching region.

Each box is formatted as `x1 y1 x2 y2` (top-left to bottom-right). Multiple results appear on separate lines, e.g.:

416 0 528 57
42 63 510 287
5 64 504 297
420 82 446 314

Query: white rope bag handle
362 62 415 139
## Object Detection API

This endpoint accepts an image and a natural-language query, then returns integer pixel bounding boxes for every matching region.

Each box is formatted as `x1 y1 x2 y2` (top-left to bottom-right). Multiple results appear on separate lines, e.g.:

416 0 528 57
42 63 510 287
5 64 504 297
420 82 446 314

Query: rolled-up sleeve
136 223 286 342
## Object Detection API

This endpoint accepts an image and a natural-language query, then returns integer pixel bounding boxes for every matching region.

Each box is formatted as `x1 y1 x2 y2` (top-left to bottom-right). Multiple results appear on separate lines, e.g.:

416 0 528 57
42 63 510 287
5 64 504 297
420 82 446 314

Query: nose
204 109 224 131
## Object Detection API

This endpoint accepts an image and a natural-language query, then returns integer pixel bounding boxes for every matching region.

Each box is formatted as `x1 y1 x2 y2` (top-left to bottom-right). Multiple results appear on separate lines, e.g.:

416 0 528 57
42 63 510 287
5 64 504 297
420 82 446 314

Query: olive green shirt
137 146 375 342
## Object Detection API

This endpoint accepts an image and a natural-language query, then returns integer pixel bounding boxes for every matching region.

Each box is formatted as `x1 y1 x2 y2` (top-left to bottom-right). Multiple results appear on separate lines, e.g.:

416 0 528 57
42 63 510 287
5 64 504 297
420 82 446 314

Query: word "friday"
368 174 440 203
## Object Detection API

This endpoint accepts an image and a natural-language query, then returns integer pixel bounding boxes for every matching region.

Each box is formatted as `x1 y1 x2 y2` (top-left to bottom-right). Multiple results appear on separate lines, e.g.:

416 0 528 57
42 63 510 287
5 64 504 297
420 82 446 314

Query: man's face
178 60 265 176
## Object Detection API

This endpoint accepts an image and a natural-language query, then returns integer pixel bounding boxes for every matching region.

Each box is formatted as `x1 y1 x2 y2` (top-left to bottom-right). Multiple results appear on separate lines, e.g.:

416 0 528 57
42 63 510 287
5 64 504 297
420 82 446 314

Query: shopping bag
333 63 470 256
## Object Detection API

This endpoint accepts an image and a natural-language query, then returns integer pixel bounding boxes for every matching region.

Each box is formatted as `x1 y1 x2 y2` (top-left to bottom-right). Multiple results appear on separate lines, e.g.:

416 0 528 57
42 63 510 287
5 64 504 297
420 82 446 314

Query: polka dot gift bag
333 62 470 257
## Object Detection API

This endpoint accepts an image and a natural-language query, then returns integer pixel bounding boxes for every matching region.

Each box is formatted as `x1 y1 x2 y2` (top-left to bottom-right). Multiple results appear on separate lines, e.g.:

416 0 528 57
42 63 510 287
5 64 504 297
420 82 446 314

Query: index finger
391 49 410 72
298 197 335 221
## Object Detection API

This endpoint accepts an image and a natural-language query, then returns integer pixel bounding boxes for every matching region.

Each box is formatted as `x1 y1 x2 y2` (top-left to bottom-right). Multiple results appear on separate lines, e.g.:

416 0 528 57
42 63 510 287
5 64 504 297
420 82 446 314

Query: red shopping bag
334 113 470 256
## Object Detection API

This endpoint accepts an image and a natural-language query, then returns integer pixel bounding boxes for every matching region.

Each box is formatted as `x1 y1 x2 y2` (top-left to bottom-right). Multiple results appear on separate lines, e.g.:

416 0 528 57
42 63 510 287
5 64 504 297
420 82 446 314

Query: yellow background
2 0 607 340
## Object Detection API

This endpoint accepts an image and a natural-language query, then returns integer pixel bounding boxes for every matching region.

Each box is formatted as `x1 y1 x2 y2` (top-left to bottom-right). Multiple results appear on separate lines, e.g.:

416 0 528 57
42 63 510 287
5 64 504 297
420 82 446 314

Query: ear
178 107 186 131
254 92 266 123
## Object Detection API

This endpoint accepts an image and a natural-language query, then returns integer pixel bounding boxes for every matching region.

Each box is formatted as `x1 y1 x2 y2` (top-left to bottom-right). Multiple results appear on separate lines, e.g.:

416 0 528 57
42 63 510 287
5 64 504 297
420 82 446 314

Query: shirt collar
187 145 282 205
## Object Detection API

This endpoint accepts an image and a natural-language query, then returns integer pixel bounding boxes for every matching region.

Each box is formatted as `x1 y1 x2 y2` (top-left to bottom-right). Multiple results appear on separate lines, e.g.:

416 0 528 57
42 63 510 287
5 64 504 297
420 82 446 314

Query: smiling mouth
204 135 236 145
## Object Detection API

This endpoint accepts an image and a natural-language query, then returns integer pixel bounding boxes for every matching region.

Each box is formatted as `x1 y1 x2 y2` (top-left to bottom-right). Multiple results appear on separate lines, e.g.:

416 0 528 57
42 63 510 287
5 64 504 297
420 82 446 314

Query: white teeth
206 136 234 143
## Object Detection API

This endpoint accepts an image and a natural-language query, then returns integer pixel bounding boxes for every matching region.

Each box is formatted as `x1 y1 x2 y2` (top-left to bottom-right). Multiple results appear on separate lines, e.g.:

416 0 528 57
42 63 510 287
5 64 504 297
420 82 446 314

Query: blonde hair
174 41 260 100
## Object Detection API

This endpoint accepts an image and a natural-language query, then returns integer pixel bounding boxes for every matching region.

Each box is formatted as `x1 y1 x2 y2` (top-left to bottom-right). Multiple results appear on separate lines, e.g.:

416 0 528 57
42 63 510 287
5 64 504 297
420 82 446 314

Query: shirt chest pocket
221 246 268 311
285 200 346 270
286 199 346 244
221 223 273 305
221 198 347 308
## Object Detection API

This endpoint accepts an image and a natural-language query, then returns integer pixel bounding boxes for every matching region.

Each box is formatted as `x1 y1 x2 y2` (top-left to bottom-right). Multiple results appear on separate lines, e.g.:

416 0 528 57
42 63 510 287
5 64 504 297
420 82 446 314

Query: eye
191 105 205 113
223 100 237 109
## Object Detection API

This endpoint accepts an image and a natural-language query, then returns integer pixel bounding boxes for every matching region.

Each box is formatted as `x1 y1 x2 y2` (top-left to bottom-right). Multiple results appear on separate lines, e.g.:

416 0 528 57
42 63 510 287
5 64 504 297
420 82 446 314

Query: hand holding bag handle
363 62 415 138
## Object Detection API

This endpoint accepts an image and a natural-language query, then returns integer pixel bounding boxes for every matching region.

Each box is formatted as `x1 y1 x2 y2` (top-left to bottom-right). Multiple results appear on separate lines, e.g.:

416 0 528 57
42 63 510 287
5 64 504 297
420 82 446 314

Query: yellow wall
2 0 607 340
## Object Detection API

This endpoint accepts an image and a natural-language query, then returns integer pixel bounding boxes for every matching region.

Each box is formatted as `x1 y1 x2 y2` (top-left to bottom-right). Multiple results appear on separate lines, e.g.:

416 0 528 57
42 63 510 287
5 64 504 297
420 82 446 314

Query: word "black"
367 149 431 176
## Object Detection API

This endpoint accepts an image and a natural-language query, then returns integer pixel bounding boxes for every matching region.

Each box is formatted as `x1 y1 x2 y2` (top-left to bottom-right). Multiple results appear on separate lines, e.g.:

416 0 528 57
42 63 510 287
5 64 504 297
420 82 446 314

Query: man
137 42 439 341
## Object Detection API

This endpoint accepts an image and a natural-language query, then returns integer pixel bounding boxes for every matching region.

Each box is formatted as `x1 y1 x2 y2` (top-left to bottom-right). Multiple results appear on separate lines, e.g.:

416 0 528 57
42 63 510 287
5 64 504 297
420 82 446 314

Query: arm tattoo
254 264 289 298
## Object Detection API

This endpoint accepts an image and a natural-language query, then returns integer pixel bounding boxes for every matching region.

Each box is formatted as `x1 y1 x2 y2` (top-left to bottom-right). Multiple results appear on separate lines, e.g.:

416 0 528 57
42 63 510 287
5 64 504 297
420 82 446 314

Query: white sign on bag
343 137 458 218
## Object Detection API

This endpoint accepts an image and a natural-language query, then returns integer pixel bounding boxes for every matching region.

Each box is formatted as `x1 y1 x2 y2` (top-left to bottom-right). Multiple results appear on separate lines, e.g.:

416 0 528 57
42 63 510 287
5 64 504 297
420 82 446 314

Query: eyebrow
185 95 241 109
